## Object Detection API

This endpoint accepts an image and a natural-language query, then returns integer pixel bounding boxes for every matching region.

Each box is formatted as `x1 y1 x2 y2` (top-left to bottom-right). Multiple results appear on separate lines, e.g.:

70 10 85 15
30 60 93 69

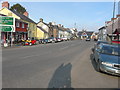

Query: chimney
49 22 52 25
23 11 29 17
2 1 9 9
111 18 117 21
58 24 61 27
40 18 43 22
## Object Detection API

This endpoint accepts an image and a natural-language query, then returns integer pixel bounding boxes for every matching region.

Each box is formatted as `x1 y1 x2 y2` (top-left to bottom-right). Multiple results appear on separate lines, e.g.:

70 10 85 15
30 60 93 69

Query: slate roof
37 26 48 33
12 10 36 24
86 31 94 36
78 31 94 36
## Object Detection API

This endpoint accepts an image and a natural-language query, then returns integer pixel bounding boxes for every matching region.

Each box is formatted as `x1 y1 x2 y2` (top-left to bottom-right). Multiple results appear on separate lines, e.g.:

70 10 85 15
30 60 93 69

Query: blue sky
8 2 118 31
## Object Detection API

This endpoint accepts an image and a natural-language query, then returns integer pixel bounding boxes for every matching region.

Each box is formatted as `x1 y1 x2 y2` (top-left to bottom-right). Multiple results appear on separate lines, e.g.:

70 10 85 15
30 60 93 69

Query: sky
1 1 119 32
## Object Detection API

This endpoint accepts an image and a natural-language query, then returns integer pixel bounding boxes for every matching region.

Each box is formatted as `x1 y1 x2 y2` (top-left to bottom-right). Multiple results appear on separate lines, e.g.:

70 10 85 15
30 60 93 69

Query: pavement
2 40 119 88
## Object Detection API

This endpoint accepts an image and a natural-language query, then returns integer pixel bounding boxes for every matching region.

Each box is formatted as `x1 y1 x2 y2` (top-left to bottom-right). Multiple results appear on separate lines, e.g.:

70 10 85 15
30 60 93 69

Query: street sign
0 26 13 32
0 16 14 25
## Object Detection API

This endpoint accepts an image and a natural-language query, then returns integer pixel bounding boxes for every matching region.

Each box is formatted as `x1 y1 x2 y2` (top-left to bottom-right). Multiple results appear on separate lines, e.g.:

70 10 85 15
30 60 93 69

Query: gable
82 32 87 36
0 8 20 19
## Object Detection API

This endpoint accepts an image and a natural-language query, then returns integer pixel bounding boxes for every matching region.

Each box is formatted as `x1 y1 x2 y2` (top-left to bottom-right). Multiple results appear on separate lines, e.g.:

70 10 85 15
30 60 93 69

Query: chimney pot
40 18 43 22
2 1 9 9
23 11 29 17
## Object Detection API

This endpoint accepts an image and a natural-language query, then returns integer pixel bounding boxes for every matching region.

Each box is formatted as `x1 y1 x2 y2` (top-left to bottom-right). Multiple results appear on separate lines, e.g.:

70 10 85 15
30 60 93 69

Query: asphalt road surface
2 40 119 88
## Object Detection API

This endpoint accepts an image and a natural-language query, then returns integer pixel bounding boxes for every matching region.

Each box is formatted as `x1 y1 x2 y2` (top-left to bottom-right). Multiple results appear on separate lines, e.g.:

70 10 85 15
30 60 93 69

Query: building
78 30 96 40
37 18 49 38
0 1 37 39
0 13 28 47
105 14 120 41
36 26 48 39
98 26 107 41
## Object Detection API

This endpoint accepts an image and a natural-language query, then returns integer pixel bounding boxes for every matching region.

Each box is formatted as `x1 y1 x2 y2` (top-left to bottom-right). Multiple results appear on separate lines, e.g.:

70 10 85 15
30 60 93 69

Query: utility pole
111 0 116 43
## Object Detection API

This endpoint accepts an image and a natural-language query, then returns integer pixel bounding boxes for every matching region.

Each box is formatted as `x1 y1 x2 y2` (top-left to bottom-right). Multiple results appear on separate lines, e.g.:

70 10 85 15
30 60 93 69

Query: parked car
23 39 37 46
92 43 120 76
93 40 109 51
86 38 90 41
55 37 61 42
47 37 56 43
62 37 68 41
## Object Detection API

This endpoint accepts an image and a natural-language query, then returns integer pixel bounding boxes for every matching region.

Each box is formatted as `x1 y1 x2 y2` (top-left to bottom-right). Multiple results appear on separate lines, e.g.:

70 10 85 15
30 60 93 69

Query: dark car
86 38 90 41
92 43 120 76
39 39 49 44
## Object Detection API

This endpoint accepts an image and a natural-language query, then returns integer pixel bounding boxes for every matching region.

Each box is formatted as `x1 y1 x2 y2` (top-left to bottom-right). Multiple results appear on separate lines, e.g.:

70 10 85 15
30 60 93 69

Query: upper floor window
8 13 12 16
22 23 25 28
16 22 20 27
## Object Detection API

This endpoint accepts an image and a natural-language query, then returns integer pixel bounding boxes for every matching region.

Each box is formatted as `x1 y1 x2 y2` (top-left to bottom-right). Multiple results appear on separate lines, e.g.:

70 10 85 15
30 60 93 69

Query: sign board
0 26 13 32
0 16 15 32
0 16 13 25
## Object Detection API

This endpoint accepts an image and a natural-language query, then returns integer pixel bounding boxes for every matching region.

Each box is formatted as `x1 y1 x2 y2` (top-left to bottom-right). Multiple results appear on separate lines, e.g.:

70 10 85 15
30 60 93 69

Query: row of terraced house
0 1 78 46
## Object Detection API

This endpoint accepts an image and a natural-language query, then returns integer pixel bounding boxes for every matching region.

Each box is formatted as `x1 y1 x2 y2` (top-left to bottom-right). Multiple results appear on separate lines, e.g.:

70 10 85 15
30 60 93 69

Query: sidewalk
2 44 24 49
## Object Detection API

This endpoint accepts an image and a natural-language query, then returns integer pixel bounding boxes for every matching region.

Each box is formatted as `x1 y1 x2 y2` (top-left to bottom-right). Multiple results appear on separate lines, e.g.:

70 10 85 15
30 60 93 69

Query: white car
62 37 68 41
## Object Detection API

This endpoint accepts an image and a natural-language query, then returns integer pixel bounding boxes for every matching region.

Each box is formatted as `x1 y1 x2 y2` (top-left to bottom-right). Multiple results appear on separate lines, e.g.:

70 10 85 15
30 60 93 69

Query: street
2 40 118 88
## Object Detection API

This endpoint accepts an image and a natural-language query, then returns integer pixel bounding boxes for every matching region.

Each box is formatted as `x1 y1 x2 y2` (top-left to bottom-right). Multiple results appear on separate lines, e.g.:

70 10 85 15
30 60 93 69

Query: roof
16 19 28 24
37 26 48 33
11 10 36 24
78 31 94 36
37 21 49 26
98 26 106 30
86 32 94 36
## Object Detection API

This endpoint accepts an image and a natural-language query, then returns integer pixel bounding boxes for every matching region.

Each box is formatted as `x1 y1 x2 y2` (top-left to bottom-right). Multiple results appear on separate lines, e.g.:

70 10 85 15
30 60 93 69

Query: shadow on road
90 53 98 71
47 63 74 89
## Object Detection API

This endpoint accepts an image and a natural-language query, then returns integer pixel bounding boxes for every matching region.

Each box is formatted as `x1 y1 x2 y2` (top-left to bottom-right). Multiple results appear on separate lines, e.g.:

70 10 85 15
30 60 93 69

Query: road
2 40 119 88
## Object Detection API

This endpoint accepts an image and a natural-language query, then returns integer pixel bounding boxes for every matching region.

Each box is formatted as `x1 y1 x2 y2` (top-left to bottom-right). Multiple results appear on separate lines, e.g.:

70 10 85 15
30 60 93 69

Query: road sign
0 16 14 25
0 26 13 32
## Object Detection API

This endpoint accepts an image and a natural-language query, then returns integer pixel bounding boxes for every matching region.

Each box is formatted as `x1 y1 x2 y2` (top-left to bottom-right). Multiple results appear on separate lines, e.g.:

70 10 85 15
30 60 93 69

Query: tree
10 3 26 14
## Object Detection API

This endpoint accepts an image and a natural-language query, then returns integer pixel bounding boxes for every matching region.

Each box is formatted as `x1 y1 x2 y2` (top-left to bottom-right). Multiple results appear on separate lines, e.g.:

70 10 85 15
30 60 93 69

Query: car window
101 46 120 56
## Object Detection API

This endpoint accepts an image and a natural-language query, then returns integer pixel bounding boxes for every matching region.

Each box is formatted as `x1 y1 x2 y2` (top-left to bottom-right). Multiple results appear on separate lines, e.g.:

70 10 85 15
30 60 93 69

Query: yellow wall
0 8 37 39
36 27 44 39
0 8 20 19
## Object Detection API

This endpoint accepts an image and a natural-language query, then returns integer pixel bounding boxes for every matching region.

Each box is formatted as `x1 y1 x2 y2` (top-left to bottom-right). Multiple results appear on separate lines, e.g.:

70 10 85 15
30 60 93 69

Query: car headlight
101 62 113 67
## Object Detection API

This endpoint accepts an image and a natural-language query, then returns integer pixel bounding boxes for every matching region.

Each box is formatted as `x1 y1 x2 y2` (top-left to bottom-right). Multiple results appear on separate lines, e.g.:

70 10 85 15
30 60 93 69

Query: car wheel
29 43 32 46
96 61 101 72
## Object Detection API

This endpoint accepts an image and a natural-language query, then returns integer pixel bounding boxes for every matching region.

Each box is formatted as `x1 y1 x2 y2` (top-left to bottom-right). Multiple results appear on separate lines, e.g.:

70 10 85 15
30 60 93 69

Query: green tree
10 3 26 14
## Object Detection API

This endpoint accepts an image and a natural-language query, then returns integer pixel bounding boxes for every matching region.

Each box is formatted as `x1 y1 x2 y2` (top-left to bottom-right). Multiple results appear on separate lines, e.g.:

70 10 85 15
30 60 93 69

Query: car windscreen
101 46 120 56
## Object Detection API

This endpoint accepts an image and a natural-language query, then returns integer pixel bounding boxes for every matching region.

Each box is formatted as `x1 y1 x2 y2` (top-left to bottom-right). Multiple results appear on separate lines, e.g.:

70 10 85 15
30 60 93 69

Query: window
22 23 25 28
16 22 20 27
8 13 12 16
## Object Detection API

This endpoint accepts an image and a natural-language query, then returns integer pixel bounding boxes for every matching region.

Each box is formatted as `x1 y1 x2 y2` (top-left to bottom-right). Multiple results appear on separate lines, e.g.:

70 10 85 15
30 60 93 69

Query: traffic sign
0 26 13 32
0 16 14 25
